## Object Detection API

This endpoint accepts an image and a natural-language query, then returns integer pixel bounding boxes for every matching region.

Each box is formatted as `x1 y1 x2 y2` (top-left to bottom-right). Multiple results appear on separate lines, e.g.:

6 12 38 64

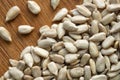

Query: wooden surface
0 0 82 76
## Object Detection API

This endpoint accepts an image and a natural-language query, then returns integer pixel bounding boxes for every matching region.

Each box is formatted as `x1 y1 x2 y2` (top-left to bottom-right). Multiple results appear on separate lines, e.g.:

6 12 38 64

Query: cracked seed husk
0 27 12 42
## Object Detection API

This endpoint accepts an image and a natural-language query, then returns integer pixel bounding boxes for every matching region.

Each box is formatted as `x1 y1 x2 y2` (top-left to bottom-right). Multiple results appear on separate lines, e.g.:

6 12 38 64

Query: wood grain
0 0 82 76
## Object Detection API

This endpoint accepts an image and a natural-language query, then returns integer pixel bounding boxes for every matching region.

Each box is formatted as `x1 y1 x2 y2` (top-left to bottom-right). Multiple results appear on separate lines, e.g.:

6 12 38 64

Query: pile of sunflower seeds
0 0 120 80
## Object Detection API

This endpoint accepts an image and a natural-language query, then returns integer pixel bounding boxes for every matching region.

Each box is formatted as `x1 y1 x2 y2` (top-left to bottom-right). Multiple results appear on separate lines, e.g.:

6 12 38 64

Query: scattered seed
27 0 41 14
5 6 20 22
0 27 12 42
18 25 34 34
51 0 60 10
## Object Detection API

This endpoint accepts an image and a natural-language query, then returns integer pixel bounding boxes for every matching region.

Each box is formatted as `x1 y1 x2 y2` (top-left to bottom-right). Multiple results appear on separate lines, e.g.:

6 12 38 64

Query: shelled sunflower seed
1 0 120 80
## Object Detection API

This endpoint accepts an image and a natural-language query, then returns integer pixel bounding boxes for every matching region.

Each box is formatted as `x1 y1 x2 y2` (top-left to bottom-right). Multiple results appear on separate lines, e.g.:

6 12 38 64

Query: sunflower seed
92 9 102 21
31 66 41 78
63 21 77 32
101 13 116 25
65 54 79 64
71 15 89 24
96 53 105 73
27 0 41 14
0 27 12 42
76 5 91 17
110 62 120 71
90 75 107 80
9 67 24 80
104 56 111 70
63 36 75 43
50 54 64 64
107 4 120 12
24 67 32 75
6 6 20 22
23 75 33 80
64 42 77 53
52 8 68 21
57 66 67 80
23 53 34 67
84 66 91 80
70 67 84 78
18 25 34 34
89 32 106 42
90 20 99 35
51 0 60 10
33 47 49 58
80 54 90 66
93 0 105 9
110 22 120 34
102 36 115 49
89 41 99 58
57 23 65 39
71 24 89 34
34 77 44 80
101 47 117 55
48 62 58 76
9 59 18 67
109 54 118 64
89 59 96 75
52 41 64 51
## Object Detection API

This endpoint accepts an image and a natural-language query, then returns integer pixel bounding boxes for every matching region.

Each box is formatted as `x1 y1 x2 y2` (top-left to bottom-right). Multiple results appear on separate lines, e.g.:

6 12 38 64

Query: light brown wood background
0 0 82 76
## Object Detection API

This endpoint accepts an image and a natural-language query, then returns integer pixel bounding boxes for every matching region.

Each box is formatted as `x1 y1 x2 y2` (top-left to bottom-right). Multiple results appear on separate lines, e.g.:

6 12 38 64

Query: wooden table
0 0 82 76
